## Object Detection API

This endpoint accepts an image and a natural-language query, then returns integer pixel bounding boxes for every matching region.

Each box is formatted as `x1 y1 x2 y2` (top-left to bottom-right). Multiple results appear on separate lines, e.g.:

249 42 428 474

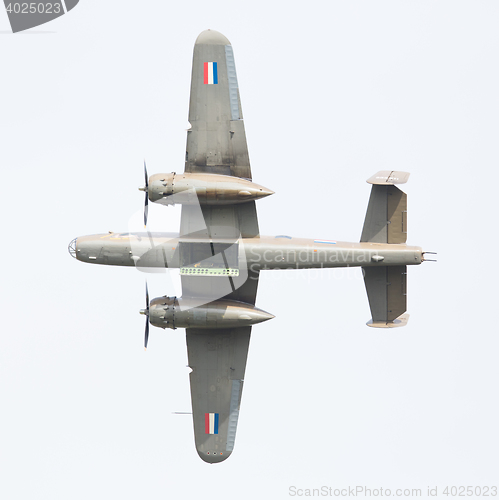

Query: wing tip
195 29 230 46
196 448 232 464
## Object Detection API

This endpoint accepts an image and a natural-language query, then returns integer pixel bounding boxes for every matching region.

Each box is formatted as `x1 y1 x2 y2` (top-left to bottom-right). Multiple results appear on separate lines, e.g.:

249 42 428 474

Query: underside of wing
185 30 251 180
186 326 251 463
182 29 259 240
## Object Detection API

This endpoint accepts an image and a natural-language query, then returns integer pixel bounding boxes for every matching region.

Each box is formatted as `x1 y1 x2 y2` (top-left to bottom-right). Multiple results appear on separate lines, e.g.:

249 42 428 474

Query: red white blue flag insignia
204 62 218 84
205 413 219 434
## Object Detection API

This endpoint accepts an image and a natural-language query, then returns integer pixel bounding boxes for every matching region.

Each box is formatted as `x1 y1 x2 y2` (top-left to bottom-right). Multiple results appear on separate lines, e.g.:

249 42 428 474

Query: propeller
138 160 149 227
139 282 150 350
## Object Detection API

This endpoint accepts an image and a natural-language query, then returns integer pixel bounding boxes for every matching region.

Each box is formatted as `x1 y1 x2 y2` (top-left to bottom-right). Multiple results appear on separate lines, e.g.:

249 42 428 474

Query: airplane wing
181 28 259 241
184 30 252 180
186 326 250 463
180 30 260 463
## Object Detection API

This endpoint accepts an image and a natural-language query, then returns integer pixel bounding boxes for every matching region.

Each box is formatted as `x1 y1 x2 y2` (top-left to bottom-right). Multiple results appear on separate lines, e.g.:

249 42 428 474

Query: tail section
361 171 410 327
363 266 409 328
360 171 408 244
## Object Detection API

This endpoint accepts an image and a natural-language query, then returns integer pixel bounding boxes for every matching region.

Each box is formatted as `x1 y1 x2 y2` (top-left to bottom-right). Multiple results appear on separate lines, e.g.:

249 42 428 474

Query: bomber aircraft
69 30 431 463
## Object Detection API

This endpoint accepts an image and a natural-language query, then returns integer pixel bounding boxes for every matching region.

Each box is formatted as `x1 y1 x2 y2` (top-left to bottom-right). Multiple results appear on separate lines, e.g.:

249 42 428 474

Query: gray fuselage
72 232 422 270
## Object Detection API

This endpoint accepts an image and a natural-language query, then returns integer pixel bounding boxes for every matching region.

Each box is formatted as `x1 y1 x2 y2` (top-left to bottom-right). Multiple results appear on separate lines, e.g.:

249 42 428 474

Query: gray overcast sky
1 1 498 499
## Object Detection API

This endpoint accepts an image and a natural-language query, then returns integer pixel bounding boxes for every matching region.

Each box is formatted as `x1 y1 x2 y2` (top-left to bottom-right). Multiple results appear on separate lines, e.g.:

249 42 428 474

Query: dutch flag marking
205 412 219 434
203 62 218 85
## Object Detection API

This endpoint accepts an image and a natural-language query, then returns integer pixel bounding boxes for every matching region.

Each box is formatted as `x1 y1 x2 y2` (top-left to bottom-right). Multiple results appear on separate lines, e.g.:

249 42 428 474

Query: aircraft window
68 238 77 258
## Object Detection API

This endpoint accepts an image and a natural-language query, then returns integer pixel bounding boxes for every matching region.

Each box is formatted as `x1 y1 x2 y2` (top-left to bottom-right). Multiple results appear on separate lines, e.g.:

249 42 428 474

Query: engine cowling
148 172 274 205
148 297 274 330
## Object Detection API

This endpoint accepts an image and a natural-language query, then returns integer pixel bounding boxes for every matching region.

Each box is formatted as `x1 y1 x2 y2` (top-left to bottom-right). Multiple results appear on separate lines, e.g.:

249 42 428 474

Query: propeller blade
144 320 149 350
144 192 149 227
144 281 150 350
144 161 149 228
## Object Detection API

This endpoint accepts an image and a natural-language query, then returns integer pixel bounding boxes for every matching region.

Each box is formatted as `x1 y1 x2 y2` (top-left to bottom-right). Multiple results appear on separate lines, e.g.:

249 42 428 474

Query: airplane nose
68 237 78 259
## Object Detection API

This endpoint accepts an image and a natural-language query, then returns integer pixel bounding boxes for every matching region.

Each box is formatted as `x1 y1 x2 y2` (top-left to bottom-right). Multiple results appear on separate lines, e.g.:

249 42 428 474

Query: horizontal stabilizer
361 184 407 244
363 266 408 328
367 170 410 185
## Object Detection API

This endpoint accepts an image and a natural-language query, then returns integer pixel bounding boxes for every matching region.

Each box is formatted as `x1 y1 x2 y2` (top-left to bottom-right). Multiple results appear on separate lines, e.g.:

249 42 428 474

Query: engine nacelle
148 172 274 205
148 297 274 330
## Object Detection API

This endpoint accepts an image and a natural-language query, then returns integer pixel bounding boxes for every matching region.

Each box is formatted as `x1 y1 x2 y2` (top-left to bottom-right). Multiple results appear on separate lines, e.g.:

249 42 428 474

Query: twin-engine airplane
69 30 431 463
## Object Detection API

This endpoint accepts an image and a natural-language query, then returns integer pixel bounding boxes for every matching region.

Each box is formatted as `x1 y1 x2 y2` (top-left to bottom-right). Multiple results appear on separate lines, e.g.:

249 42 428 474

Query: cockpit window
68 238 77 258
